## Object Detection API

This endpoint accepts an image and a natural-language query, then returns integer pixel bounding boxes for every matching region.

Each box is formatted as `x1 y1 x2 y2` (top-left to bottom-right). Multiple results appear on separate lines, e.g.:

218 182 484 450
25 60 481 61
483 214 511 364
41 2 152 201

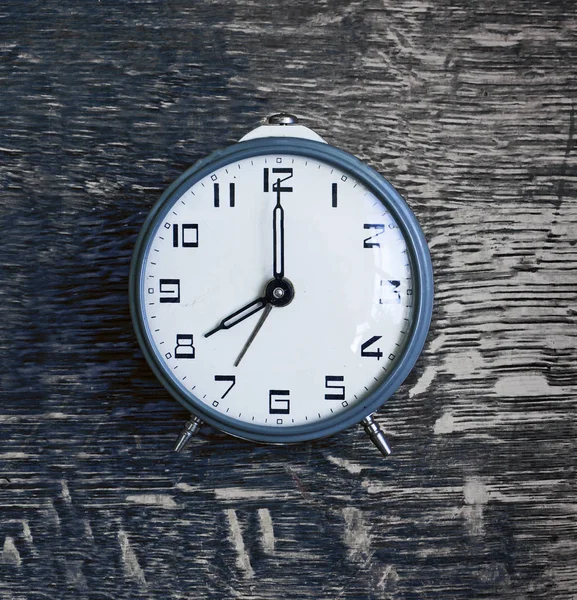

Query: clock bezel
129 137 434 444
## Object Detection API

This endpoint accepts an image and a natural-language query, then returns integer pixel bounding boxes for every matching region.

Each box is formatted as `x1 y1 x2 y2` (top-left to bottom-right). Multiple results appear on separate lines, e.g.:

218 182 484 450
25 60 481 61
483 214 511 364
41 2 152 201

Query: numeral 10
171 223 199 248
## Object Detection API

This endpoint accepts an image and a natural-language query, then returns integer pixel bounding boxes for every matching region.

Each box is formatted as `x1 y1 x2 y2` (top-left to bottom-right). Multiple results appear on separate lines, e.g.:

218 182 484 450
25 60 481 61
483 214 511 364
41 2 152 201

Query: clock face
131 140 431 443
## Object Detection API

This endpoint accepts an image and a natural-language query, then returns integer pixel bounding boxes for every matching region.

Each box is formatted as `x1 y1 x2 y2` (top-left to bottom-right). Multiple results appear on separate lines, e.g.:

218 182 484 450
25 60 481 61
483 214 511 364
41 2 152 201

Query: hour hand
204 296 267 338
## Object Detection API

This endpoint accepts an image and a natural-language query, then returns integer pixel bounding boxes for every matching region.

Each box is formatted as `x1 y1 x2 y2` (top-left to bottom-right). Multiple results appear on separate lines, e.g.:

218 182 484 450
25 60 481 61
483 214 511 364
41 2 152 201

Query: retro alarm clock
129 114 433 456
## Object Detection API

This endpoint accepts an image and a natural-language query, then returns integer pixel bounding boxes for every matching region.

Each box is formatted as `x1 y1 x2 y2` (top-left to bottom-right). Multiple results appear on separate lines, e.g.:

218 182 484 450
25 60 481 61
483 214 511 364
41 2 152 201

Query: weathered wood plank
1 1 576 599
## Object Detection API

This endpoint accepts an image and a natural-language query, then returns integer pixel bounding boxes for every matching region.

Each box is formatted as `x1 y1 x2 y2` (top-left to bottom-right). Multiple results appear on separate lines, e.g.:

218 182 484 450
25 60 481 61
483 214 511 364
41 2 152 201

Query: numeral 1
269 389 290 414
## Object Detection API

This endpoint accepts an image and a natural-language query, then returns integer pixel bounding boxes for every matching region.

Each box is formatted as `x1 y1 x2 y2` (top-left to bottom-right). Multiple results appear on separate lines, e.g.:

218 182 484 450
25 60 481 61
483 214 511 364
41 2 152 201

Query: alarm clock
129 114 433 456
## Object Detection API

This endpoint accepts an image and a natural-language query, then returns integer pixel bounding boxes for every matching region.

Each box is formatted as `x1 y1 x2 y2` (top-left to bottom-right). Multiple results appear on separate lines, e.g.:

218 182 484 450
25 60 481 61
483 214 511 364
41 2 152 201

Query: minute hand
273 179 284 279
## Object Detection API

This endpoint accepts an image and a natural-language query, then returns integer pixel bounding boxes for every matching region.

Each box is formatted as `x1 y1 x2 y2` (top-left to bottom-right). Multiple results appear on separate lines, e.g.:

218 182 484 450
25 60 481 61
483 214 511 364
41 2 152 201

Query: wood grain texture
1 1 576 598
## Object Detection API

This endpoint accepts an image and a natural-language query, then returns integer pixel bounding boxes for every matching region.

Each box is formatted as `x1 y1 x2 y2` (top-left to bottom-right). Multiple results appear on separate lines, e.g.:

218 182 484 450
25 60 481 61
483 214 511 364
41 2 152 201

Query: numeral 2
159 279 180 303
361 336 383 360
363 224 385 248
269 389 290 414
325 376 345 400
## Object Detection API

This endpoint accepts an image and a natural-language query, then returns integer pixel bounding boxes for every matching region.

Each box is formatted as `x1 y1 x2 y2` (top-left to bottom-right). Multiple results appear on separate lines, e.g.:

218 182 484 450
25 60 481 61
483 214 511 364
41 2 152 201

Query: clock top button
267 113 299 125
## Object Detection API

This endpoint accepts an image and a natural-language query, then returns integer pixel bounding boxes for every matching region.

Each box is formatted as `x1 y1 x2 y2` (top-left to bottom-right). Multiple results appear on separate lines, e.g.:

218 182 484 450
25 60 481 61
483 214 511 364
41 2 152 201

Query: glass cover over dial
136 152 416 435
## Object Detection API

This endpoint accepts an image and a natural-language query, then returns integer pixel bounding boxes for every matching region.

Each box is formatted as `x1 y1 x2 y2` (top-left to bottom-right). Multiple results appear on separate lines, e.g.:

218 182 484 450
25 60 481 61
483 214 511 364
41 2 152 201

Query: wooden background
1 1 576 598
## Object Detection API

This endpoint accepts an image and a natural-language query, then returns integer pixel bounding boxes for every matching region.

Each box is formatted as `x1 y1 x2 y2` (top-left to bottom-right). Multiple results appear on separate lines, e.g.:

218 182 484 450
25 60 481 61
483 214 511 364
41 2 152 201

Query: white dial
137 153 415 431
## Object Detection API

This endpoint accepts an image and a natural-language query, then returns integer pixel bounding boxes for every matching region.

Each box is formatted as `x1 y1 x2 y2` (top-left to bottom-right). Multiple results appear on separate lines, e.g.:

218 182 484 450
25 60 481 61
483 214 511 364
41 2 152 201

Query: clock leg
361 414 392 457
173 415 204 452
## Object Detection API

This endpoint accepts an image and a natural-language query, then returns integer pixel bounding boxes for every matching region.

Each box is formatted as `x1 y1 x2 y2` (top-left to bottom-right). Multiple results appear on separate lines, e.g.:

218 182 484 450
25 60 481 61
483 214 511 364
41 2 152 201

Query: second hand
234 282 289 366
234 304 273 367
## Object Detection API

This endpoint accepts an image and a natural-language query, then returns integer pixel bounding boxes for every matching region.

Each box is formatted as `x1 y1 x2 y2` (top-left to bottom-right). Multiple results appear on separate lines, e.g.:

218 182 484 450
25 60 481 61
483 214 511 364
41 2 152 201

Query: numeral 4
361 336 383 360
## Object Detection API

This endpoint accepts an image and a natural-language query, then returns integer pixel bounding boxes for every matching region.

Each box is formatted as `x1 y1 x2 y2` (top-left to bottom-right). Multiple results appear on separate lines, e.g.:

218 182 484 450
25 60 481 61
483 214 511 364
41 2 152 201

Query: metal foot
173 416 204 452
361 414 392 457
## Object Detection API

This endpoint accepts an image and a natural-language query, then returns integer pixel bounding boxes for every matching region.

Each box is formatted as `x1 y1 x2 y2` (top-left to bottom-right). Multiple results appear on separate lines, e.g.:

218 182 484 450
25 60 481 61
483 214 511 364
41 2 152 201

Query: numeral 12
263 168 293 193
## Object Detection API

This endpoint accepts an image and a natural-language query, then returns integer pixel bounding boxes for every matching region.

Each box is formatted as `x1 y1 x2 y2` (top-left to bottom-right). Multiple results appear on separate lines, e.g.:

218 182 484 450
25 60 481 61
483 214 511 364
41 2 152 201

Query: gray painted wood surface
1 1 576 598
